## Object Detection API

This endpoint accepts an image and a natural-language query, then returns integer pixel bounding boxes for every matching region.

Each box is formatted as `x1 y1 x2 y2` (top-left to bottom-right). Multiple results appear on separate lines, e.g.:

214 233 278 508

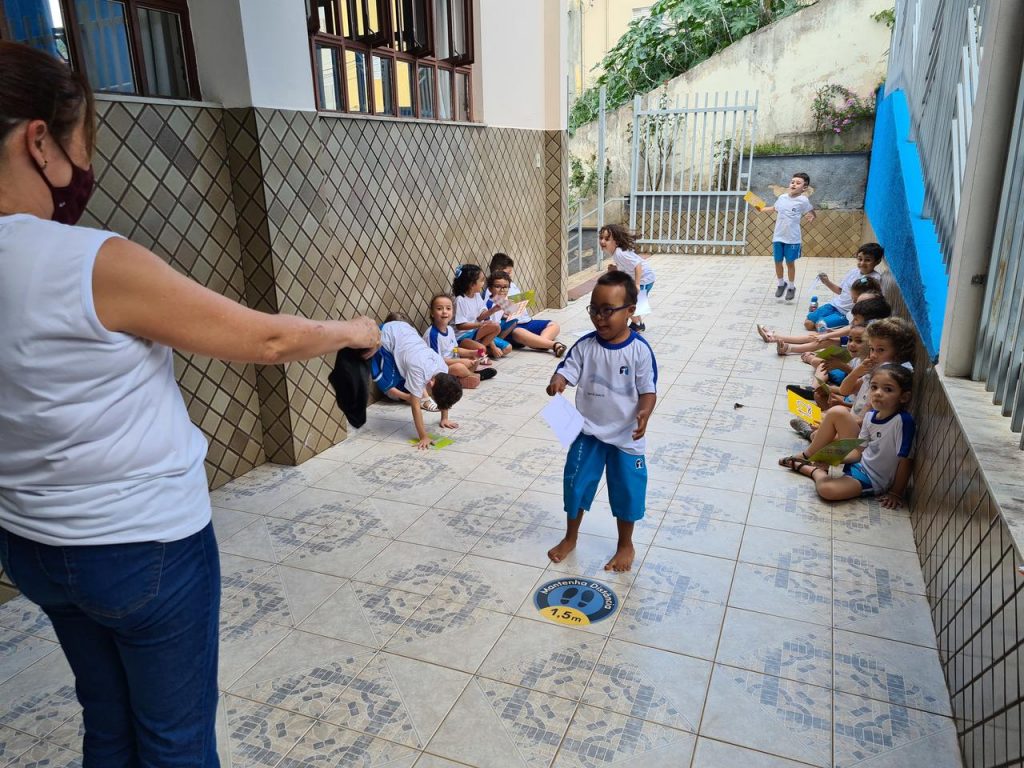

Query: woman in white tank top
0 42 379 766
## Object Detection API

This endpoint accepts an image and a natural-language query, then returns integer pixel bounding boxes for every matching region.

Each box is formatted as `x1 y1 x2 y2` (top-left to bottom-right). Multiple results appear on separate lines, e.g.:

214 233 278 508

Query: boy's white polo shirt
772 193 813 243
381 321 447 398
555 330 658 455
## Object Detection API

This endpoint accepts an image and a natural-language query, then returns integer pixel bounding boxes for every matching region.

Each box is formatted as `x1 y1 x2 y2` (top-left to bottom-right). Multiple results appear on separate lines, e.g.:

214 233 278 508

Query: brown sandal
756 324 774 343
778 452 811 472
776 340 790 356
552 341 567 358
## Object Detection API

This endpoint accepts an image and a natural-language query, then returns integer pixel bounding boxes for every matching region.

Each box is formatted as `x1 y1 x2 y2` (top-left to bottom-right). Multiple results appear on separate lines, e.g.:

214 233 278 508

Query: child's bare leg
459 338 486 355
773 331 817 344
449 362 480 389
775 260 784 280
548 512 583 563
474 322 499 347
605 519 636 572
803 406 859 456
510 327 555 351
787 260 796 284
386 387 413 404
541 322 561 341
815 475 865 501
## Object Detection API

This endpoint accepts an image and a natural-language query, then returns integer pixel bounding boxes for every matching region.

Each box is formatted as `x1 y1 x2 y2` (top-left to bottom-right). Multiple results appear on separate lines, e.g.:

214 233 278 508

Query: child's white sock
777 278 785 287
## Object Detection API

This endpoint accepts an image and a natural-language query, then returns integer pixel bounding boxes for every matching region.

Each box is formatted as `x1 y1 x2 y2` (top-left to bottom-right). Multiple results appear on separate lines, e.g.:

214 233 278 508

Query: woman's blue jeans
0 522 221 767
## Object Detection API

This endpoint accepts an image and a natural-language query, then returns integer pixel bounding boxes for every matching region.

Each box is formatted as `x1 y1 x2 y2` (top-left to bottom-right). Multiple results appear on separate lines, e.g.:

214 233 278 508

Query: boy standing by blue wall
546 271 658 572
762 172 816 300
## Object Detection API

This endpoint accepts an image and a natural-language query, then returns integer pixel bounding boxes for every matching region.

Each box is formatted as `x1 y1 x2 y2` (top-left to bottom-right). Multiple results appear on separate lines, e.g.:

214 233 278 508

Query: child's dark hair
851 275 882 297
430 373 463 410
452 264 483 297
793 171 810 186
873 362 914 393
385 311 412 324
487 271 511 289
429 293 454 310
490 253 514 272
865 317 917 363
596 270 638 306
851 296 891 323
858 242 884 262
600 224 637 252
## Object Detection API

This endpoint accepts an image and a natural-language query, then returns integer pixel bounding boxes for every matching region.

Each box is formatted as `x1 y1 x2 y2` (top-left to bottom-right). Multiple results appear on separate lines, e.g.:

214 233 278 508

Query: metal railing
972 71 1024 448
886 0 986 263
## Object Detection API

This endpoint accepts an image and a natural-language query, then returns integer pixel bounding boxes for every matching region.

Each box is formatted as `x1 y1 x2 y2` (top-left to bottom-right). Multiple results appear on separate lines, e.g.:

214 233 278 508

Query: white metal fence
628 90 758 254
973 72 1024 447
886 0 986 261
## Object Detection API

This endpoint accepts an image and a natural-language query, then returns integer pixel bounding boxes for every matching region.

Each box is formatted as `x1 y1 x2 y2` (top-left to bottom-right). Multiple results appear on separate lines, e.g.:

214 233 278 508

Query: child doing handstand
547 271 657 572
600 224 655 332
782 363 914 509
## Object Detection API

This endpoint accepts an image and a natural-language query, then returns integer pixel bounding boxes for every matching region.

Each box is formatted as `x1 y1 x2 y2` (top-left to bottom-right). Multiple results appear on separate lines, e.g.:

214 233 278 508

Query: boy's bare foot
604 543 635 572
548 537 577 563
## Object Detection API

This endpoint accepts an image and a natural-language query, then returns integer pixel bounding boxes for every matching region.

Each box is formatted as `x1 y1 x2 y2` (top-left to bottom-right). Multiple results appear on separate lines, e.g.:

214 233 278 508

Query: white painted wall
479 0 567 130
189 0 315 110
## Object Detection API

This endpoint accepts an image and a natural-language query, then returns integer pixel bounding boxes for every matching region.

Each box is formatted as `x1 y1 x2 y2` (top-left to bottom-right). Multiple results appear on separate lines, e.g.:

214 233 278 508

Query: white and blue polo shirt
857 409 916 494
422 324 458 359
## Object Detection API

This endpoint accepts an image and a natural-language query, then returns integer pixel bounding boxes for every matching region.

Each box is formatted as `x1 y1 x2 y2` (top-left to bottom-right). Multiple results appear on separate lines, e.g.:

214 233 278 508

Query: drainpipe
940 0 1024 376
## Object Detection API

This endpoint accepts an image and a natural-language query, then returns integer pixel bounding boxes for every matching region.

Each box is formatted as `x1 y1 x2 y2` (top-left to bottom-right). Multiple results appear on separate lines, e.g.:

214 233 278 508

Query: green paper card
408 433 454 450
815 346 852 363
508 289 536 308
807 438 865 466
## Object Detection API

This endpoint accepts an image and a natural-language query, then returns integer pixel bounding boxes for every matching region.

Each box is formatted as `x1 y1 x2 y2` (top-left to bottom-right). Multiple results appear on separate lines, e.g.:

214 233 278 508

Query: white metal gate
629 90 759 253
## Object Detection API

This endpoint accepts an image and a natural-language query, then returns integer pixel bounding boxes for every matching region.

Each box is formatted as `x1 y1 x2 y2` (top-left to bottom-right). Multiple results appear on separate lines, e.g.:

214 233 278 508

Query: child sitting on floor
766 292 889 357
804 243 884 330
422 293 497 387
371 319 464 450
486 270 568 357
453 264 506 359
781 363 914 509
486 253 564 355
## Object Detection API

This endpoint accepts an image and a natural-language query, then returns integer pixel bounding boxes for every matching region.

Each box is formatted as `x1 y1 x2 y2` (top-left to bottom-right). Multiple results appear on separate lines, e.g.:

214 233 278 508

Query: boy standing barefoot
762 172 815 301
546 272 658 572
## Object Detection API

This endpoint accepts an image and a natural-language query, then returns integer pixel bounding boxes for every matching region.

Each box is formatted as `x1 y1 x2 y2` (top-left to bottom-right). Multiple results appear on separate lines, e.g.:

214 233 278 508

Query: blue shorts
639 283 654 295
773 242 802 263
516 319 551 335
828 369 848 386
842 462 876 495
494 336 511 350
564 433 647 522
371 348 407 397
457 329 480 342
807 303 848 328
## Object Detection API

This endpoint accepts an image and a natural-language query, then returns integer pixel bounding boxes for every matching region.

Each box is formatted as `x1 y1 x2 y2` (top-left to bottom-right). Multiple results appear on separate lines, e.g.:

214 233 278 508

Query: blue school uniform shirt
858 409 915 493
555 331 658 455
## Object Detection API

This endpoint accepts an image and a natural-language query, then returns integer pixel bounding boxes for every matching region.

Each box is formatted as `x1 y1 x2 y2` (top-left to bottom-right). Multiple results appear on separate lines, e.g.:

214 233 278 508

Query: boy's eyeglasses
586 304 632 319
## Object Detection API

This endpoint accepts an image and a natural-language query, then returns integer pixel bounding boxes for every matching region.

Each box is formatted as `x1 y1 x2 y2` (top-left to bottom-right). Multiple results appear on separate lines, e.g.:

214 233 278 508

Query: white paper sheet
635 288 652 317
541 394 585 449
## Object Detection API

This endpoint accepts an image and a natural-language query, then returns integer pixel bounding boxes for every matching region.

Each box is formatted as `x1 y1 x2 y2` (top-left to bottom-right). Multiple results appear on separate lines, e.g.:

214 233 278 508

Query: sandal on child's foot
778 452 812 472
756 324 775 343
800 351 820 366
552 342 567 358
776 340 790 356
479 367 498 381
420 398 440 412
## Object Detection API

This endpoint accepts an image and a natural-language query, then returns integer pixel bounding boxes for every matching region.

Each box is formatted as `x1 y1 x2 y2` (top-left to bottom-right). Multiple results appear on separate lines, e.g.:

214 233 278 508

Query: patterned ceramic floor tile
651 511 745 559
729 563 833 627
0 726 40 764
701 664 832 767
432 481 523 518
281 526 391 580
833 541 927 595
209 465 312 515
414 755 470 768
471 518 566 570
428 677 575 768
610 586 725 660
582 638 710 731
320 653 470 749
277 718 420 767
833 691 961 768
219 563 344 639
219 516 327 563
716 608 833 689
383 595 510 673
355 541 464 596
397 509 496 554
738 527 833 579
691 737 819 767
222 694 317 768
432 555 543 614
551 704 697 768
478 617 604 701
219 621 291 689
752 470 824 504
745 495 833 539
3 740 82 767
228 630 375 719
0 597 55 642
832 585 938 648
689 436 764 468
832 631 951 716
0 652 79 738
667 485 752 524
299 581 427 649
634 547 735 604
830 505 917 552
0 627 59 685
212 507 263 541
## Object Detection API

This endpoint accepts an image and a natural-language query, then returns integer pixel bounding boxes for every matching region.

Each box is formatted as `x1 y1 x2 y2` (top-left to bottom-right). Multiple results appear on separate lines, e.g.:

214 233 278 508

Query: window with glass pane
137 7 189 99
345 49 369 112
417 65 434 119
450 0 467 59
433 0 449 60
75 0 135 93
372 55 394 115
455 71 469 121
339 0 386 43
395 59 414 117
390 0 428 53
307 0 340 35
3 0 71 62
316 45 342 111
437 68 452 120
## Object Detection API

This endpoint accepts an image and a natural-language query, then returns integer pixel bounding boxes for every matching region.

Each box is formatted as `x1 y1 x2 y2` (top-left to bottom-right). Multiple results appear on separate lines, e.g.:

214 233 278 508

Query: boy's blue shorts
639 282 654 295
807 303 848 328
842 462 876 495
828 369 848 386
371 348 407 396
772 242 802 263
517 319 551 335
457 329 480 342
563 433 647 522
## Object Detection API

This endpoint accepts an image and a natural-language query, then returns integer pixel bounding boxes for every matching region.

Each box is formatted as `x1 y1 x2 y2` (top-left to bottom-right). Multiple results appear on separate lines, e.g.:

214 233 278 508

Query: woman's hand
344 316 380 352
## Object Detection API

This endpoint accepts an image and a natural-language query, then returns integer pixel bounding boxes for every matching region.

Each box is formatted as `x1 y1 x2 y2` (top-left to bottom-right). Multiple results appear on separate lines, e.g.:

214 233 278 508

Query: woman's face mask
36 141 95 225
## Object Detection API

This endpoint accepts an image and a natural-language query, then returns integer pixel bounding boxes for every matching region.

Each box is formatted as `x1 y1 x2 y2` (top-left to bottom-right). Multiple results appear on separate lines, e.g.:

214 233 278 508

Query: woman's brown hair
0 42 96 156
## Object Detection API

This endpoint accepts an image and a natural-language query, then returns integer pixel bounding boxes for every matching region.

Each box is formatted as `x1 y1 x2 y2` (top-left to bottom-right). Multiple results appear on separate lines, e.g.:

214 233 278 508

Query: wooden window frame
0 0 201 100
309 0 473 121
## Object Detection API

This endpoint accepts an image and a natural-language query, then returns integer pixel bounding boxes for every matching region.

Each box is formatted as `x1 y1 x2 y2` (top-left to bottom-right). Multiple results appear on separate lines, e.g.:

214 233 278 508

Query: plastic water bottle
815 320 829 333
808 295 819 313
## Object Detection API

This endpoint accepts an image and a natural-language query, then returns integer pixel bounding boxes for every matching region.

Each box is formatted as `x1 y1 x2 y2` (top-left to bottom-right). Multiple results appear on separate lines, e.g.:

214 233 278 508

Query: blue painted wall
864 89 947 358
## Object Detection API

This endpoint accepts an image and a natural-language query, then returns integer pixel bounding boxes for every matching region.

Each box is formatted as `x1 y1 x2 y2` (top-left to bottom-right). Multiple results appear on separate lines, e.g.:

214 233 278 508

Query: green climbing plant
569 0 803 133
